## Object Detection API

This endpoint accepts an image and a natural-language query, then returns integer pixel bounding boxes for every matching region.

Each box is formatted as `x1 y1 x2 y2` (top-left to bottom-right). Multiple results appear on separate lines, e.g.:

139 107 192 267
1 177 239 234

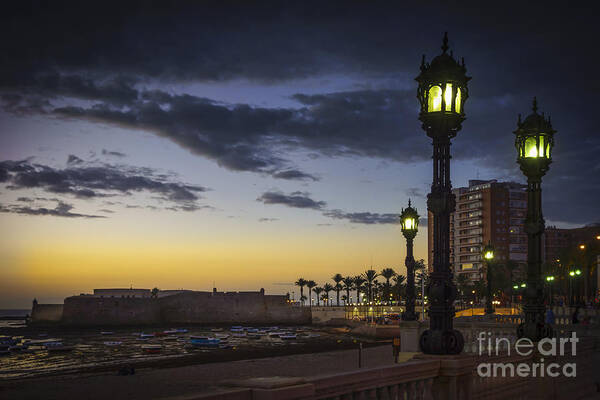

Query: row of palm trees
294 261 426 306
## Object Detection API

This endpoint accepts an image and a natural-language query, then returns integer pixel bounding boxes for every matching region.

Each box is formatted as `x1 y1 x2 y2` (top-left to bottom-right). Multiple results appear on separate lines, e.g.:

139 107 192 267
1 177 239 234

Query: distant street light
482 241 495 315
514 97 555 342
400 199 419 321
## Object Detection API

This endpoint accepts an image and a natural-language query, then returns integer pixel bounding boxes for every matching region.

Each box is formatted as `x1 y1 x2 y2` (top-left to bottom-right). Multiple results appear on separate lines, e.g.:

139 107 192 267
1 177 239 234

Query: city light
579 244 585 250
521 283 526 288
546 276 555 282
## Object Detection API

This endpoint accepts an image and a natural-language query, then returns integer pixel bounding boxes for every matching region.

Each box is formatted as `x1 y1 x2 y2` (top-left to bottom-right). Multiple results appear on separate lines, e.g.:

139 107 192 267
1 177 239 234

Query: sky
1 2 598 308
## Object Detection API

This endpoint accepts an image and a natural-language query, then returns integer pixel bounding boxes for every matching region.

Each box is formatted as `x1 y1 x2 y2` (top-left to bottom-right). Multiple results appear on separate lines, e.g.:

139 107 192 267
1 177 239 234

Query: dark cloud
17 197 34 202
405 187 424 198
0 159 208 212
0 3 598 224
67 154 84 165
102 149 126 158
257 191 326 210
258 217 279 222
323 210 398 225
258 190 400 225
272 169 319 182
0 200 104 219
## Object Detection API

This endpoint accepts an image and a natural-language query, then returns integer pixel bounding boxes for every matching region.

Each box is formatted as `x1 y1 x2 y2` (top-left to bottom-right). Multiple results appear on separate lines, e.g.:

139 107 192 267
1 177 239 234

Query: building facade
428 179 528 283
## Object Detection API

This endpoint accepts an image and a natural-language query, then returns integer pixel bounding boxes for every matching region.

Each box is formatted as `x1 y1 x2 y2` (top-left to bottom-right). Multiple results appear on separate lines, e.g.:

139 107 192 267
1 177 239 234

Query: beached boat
163 330 178 334
269 332 285 338
139 333 154 339
141 344 162 354
153 331 167 337
45 342 75 352
174 328 188 333
279 334 297 340
246 333 261 339
232 332 246 338
215 333 230 340
190 337 220 348
211 328 223 332
230 326 244 332
245 328 259 333
100 331 114 335
103 341 123 346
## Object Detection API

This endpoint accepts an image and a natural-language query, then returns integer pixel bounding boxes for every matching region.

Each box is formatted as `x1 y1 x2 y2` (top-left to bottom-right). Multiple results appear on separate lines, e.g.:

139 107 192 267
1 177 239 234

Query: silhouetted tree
362 269 378 302
295 278 307 306
332 273 344 306
314 287 324 306
342 276 354 304
380 267 396 302
306 280 317 306
323 283 334 306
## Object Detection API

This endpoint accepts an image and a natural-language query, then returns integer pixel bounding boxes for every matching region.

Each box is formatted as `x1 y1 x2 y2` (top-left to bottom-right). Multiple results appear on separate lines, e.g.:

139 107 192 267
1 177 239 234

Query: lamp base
419 328 464 355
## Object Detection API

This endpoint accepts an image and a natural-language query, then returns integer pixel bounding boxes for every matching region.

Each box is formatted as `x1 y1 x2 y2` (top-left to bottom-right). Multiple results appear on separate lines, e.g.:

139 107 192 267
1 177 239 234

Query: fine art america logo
476 331 578 378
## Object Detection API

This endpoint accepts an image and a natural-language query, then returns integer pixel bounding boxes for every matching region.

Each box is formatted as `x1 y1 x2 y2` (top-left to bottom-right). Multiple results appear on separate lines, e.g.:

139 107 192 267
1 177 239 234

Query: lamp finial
441 32 449 54
408 198 412 207
420 54 426 70
532 96 538 113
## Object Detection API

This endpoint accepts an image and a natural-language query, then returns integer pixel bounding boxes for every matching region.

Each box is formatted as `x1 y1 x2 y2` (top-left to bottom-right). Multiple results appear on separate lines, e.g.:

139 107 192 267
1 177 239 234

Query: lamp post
569 269 582 305
400 200 419 321
514 97 556 342
482 241 495 315
545 276 555 305
416 33 469 354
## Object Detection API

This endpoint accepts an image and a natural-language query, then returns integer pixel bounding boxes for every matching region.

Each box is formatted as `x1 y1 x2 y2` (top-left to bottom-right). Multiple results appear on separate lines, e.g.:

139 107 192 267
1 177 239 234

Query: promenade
0 345 412 400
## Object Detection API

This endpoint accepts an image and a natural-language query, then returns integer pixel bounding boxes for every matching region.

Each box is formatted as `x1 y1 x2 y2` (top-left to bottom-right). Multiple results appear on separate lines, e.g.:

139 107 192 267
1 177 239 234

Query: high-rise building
428 179 528 283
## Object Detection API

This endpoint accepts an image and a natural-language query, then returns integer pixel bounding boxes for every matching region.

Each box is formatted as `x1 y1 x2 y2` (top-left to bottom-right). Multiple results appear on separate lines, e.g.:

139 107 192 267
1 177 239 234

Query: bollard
358 342 363 368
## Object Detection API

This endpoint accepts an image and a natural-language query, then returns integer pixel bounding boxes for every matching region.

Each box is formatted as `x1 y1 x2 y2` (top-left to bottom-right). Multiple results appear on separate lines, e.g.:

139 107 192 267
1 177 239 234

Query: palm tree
354 276 366 303
313 287 324 306
295 278 307 306
362 269 378 302
151 287 159 298
380 268 396 303
306 280 317 306
323 283 334 306
342 276 354 304
332 273 344 306
392 274 406 303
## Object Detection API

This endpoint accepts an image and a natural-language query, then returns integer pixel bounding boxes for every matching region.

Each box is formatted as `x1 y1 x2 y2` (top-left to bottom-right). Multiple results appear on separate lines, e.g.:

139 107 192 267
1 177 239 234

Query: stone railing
183 337 600 400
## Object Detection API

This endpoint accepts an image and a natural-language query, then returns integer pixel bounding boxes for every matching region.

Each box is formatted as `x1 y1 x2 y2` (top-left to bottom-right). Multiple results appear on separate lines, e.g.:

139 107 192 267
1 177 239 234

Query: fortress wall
30 304 63 322
159 292 311 325
61 296 161 326
57 291 310 326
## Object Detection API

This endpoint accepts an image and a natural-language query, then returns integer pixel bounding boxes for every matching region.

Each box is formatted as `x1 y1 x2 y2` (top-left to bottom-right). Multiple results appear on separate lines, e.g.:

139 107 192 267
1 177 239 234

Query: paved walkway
0 345 417 400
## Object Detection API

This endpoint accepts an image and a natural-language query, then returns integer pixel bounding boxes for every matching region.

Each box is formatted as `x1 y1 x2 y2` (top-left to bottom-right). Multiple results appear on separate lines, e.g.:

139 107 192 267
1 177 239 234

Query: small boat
45 342 75 352
104 341 123 346
232 332 246 338
190 337 220 348
247 333 261 340
230 326 244 332
141 344 162 354
280 334 297 340
139 333 154 339
246 328 259 333
174 328 188 333
269 332 285 338
190 335 209 340
100 331 114 335
215 333 230 340
163 330 178 335
162 336 178 341
153 331 167 337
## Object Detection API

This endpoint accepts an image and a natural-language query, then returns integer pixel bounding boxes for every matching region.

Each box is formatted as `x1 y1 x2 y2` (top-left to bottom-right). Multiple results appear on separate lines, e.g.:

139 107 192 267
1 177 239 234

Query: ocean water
0 310 30 317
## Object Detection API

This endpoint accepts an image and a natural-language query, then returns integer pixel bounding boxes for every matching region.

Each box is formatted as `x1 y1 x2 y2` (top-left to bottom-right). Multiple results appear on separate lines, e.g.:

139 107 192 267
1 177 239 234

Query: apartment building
427 179 528 283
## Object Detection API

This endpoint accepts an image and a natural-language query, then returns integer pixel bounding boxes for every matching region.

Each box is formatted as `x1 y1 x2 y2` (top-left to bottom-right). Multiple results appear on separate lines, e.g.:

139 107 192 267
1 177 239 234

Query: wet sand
0 344 413 400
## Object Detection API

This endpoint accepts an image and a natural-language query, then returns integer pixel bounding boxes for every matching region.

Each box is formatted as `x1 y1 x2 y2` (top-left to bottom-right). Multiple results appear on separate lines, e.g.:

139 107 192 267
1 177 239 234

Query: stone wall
58 291 311 326
30 303 63 323
159 292 311 325
61 296 161 326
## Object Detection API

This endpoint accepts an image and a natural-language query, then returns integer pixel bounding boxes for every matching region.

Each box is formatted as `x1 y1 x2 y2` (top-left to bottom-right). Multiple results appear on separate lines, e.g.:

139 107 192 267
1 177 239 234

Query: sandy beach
0 344 415 400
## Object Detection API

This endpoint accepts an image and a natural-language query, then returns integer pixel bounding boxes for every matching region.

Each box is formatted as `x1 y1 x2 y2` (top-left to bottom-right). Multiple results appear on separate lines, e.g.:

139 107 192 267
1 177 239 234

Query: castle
30 288 311 326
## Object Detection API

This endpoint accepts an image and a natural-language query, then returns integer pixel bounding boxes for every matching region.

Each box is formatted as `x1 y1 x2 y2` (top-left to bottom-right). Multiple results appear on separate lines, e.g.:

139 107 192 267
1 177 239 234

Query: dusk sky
1 2 598 308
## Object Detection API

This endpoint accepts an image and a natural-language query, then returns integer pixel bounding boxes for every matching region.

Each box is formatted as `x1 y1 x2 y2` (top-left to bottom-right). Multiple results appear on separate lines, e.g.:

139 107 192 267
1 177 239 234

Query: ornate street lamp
482 241 495 315
514 97 556 341
400 199 419 321
416 33 469 355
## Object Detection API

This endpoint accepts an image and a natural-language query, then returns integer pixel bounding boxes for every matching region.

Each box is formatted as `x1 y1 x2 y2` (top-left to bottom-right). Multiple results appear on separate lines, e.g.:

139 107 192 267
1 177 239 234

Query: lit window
444 83 453 112
428 86 442 112
455 87 461 113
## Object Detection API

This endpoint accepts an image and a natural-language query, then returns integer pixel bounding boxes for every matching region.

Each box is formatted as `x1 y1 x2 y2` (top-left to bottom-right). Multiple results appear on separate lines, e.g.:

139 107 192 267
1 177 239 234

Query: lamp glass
428 86 442 112
444 83 453 111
